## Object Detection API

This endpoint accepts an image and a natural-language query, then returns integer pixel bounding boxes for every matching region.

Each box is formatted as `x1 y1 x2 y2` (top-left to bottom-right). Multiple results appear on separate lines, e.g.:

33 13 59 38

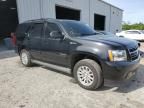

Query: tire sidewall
73 59 103 90
20 49 31 67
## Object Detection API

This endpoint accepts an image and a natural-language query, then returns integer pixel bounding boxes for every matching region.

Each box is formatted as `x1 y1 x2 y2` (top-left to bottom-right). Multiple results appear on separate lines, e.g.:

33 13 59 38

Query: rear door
28 22 44 60
41 22 70 67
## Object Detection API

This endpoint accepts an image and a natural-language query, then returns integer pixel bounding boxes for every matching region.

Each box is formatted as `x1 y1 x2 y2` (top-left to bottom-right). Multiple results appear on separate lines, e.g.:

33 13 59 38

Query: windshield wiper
81 32 98 36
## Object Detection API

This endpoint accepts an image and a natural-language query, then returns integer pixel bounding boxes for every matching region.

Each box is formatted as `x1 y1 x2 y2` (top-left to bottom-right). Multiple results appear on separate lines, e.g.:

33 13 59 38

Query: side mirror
50 31 64 39
25 33 29 37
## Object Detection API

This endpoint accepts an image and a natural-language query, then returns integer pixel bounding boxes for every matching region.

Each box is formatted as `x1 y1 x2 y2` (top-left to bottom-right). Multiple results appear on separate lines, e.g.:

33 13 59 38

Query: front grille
129 47 138 52
128 47 139 61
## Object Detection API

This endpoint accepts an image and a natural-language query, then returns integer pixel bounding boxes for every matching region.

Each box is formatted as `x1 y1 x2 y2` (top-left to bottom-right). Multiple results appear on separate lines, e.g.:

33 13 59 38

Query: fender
70 45 108 61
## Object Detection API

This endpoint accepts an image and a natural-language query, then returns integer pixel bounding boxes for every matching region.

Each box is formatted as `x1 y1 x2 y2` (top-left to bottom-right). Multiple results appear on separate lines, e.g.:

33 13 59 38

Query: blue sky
104 0 144 24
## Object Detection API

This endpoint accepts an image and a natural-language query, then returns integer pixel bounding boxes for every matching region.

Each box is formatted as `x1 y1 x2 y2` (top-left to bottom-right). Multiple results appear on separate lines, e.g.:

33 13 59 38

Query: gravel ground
0 43 144 108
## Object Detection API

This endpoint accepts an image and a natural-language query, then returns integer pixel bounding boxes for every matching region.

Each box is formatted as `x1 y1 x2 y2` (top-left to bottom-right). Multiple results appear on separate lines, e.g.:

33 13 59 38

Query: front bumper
101 57 141 80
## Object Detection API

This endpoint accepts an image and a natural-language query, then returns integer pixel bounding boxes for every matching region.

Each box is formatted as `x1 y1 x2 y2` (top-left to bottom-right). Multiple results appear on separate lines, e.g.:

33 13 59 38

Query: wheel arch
18 45 29 55
70 52 102 75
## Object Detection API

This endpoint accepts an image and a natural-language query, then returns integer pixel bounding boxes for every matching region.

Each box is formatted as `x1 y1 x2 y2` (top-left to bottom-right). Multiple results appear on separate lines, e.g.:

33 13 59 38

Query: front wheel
73 59 104 90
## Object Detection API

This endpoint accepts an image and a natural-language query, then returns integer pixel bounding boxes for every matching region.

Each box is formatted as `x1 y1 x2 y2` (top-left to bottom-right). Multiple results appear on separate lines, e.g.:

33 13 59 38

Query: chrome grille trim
128 47 139 61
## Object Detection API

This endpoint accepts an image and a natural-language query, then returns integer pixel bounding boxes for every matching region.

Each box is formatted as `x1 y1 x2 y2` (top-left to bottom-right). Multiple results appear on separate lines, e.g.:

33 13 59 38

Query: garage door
56 6 80 21
0 0 18 37
94 14 105 31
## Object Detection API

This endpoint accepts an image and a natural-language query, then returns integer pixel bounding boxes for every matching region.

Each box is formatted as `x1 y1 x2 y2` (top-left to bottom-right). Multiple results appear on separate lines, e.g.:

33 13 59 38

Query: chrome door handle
70 42 77 45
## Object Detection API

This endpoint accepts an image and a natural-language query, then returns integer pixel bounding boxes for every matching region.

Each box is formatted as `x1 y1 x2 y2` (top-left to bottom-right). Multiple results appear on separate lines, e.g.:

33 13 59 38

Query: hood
76 35 138 48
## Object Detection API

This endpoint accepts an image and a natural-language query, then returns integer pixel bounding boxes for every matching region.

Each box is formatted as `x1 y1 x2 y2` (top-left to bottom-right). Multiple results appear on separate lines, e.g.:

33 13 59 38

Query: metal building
0 0 123 37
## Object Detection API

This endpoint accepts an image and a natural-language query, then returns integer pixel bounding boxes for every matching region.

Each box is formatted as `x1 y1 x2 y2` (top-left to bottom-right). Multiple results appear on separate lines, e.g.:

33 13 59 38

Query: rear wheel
73 59 104 90
20 49 32 67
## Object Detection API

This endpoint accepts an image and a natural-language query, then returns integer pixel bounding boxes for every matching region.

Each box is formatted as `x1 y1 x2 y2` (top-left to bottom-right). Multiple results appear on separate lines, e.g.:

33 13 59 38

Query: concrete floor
0 44 16 59
0 43 144 108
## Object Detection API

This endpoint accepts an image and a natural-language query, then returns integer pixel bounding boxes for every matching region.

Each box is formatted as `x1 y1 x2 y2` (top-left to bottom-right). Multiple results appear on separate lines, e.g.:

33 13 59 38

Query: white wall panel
42 0 90 24
110 7 123 33
90 0 111 31
16 0 41 23
41 0 54 18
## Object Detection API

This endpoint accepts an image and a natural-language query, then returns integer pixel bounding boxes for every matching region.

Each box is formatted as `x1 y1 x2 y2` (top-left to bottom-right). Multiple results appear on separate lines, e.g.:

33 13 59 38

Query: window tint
126 31 140 34
61 21 96 37
16 24 31 35
30 23 43 37
45 23 61 38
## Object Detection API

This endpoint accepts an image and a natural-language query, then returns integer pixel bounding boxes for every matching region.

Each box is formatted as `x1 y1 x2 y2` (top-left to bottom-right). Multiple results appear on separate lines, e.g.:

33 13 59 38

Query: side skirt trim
31 59 71 74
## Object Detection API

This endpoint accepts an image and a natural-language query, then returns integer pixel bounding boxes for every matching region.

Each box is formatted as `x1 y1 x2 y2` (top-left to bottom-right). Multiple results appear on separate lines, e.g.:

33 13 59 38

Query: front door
41 22 70 67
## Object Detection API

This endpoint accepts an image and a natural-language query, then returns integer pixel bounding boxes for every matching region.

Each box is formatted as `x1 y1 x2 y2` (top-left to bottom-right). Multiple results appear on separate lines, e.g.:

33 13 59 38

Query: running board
31 59 71 74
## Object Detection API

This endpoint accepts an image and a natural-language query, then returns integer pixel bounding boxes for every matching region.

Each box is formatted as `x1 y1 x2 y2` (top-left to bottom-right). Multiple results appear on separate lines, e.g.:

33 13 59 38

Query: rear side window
16 24 31 37
45 23 61 38
30 23 44 38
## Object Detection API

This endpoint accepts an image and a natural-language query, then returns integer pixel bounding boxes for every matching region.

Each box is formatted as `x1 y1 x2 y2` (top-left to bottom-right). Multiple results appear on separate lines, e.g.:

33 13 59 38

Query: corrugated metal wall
90 0 111 32
41 0 54 18
110 6 123 33
16 0 123 33
90 0 123 33
16 0 41 23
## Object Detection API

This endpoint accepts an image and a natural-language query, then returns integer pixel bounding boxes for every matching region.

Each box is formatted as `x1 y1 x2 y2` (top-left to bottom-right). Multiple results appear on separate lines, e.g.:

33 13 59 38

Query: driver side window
45 23 62 38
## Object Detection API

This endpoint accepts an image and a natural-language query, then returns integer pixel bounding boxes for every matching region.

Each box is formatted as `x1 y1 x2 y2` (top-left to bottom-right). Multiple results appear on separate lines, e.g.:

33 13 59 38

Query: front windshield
61 21 99 37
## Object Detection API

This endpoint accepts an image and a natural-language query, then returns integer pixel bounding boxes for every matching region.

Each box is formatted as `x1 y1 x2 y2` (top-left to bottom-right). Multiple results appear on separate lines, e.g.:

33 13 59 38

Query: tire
98 77 104 88
73 59 104 90
20 49 32 67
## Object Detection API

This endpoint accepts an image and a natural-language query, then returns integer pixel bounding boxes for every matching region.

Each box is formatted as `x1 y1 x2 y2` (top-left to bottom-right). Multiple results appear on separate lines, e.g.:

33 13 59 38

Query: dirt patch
0 57 143 108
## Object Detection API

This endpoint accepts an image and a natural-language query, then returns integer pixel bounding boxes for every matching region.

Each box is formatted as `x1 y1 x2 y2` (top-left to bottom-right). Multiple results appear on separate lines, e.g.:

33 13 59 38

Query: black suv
15 19 140 90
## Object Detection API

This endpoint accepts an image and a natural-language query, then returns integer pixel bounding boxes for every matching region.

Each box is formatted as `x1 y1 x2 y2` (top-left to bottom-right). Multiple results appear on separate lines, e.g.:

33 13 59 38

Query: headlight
108 50 127 61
